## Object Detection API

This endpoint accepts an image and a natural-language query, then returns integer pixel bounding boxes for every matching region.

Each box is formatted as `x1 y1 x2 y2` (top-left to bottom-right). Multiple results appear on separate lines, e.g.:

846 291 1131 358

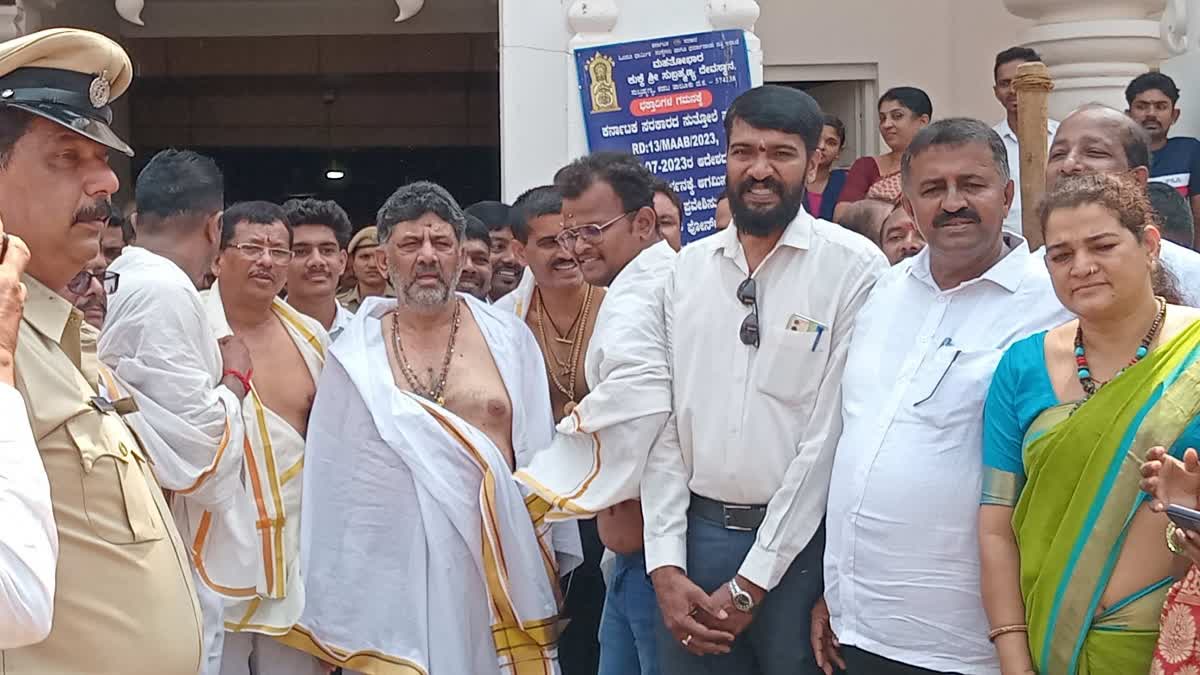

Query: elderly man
0 223 57 650
644 85 886 675
337 225 391 311
283 198 354 339
814 118 1070 675
206 201 328 675
101 148 255 675
457 213 494 301
877 205 925 265
285 181 580 675
511 156 675 675
1046 103 1200 304
61 251 115 330
2 28 203 673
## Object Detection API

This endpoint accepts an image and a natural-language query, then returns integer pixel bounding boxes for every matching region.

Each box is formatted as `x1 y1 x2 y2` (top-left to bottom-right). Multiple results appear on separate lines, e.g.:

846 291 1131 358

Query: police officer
0 28 204 673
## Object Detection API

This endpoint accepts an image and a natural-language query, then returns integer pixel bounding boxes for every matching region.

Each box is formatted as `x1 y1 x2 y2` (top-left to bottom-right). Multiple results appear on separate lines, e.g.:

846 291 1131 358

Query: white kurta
201 283 328 637
513 241 677 518
99 247 259 596
284 295 580 675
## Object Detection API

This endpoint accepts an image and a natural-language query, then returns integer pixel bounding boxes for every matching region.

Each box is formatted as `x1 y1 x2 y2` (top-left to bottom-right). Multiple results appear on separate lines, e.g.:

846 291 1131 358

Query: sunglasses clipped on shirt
67 269 119 295
737 277 760 348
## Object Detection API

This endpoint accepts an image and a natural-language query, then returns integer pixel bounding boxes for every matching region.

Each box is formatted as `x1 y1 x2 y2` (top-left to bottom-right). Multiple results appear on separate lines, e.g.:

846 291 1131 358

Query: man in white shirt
644 85 886 675
282 198 354 340
0 226 56 650
992 46 1058 234
815 118 1070 675
1045 104 1200 305
100 149 257 675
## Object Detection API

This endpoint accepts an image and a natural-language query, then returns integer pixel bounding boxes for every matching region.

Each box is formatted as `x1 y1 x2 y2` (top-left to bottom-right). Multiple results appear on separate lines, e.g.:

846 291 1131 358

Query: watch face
733 592 753 612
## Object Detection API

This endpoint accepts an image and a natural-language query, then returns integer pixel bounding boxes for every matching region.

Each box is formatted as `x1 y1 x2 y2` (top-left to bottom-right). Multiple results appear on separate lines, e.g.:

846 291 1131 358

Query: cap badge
88 71 110 109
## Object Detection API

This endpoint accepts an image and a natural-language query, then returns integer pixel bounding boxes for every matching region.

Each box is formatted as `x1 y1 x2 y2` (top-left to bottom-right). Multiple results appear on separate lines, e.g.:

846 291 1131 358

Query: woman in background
805 113 849 221
833 86 931 221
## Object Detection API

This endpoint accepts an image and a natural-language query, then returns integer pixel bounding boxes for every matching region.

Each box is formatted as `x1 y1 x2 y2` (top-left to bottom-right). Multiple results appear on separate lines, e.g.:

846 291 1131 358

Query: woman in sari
979 172 1198 675
832 86 930 221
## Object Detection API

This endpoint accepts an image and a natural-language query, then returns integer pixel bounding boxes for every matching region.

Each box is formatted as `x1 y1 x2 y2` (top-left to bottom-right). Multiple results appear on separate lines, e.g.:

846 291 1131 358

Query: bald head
1046 104 1151 191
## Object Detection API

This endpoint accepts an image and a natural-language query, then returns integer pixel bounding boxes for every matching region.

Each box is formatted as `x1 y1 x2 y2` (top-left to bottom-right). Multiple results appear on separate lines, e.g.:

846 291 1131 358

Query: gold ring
681 635 693 647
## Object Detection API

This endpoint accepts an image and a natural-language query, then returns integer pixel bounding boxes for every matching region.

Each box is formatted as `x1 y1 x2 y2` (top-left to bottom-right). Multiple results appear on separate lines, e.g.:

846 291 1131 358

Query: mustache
75 201 112 224
736 177 784 199
932 207 981 227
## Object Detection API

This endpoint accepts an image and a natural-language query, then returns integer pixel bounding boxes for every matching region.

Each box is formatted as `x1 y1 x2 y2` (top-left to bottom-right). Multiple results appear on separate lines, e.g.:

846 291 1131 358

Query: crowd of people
6 23 1200 675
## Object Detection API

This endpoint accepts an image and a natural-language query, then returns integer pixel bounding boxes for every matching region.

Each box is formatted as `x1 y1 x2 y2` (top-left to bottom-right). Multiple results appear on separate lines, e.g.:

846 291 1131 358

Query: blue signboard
574 30 753 245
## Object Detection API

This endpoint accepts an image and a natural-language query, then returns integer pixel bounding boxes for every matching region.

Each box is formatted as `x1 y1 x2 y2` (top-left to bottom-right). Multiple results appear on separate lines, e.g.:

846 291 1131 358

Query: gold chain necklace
390 300 462 406
535 286 594 416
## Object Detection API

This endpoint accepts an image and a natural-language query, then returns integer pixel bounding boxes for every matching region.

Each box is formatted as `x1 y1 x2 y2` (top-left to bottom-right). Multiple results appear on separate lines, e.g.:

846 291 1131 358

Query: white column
498 0 764 201
1003 0 1169 119
1162 0 1199 136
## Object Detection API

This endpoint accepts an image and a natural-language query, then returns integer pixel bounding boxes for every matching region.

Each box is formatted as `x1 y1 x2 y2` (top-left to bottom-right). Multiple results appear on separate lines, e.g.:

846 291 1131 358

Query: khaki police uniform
0 28 203 674
336 226 394 312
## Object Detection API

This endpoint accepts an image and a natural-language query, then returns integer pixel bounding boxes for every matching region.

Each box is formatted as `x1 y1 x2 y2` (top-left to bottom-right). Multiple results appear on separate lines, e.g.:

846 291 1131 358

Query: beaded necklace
1074 296 1166 398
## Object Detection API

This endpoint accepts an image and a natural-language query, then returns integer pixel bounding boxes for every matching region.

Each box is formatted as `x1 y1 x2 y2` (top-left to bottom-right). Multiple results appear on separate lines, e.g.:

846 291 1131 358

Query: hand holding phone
1166 504 1200 532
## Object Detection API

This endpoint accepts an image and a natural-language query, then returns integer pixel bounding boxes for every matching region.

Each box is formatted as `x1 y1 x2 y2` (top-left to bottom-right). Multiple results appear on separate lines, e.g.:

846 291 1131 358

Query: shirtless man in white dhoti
205 201 328 675
99 149 258 675
286 181 580 675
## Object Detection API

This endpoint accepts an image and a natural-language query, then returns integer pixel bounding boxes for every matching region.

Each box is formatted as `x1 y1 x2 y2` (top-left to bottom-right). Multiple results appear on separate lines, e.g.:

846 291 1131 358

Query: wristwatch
728 578 756 613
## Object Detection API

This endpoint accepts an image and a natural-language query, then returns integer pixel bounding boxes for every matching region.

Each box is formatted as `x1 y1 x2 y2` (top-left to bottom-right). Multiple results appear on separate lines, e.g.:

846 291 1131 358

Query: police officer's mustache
74 201 112 224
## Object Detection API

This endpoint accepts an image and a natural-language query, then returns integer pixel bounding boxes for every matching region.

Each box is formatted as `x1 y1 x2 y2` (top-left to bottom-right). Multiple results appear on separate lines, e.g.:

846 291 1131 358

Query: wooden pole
1012 61 1054 250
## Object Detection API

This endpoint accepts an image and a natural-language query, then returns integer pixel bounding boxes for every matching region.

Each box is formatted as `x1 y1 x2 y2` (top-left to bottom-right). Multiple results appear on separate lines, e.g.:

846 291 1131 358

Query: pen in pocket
811 325 826 352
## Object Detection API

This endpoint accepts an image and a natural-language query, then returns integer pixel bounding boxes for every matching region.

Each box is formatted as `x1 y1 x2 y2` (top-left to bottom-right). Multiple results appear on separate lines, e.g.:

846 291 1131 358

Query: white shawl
203 283 329 635
514 241 677 518
283 295 579 674
99 247 259 596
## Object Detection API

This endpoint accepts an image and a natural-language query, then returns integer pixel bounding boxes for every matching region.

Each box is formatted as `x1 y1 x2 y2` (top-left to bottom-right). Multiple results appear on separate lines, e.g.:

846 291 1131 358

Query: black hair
464 201 512 233
822 113 846 147
463 214 491 247
901 117 1009 184
107 203 136 244
0 108 33 168
554 151 656 214
510 185 563 244
1148 181 1195 245
377 181 467 244
135 149 224 232
724 84 823 154
994 46 1042 81
1125 71 1180 105
880 86 933 120
220 200 290 249
282 198 353 249
652 178 683 219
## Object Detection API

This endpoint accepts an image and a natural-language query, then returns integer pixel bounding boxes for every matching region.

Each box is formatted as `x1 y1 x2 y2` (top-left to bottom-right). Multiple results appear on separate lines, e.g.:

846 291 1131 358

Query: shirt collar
994 118 1015 141
907 231 1031 294
20 273 78 345
716 207 814 261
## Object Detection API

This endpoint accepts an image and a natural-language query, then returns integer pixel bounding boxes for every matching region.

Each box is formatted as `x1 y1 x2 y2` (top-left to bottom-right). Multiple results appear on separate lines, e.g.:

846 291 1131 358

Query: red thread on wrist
223 368 253 394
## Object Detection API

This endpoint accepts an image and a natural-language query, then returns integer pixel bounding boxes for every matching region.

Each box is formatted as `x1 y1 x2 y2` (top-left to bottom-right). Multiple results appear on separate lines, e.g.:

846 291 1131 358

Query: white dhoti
283 295 580 675
202 284 330 675
513 241 677 518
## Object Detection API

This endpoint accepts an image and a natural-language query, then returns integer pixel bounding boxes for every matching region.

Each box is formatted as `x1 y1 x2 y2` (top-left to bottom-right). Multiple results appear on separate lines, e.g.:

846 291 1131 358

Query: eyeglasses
67 269 119 295
737 277 759 348
556 210 637 250
229 242 295 263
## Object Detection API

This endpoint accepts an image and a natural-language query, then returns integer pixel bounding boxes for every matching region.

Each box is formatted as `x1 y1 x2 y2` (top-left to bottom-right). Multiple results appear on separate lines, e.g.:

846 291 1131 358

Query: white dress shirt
1160 239 1200 307
330 302 354 341
0 383 57 648
994 117 1059 233
644 209 887 590
824 235 1070 675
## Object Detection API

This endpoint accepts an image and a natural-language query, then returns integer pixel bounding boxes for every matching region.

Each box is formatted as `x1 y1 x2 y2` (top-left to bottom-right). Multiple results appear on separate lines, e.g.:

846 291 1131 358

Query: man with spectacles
101 148 256 675
643 85 886 675
283 198 354 340
61 252 117 330
514 152 676 675
205 200 328 675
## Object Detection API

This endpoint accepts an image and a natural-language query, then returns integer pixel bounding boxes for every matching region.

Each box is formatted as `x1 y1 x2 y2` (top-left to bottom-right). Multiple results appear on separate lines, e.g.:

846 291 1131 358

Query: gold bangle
1168 521 1185 555
988 624 1028 642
